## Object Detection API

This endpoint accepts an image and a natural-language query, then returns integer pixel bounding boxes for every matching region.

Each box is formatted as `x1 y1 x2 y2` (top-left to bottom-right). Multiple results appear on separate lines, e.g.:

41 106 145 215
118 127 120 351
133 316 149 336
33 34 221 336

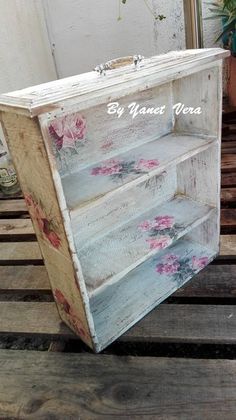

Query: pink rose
138 220 153 231
135 159 160 172
49 113 86 150
91 159 122 176
24 193 34 207
46 230 61 249
156 261 180 275
192 256 209 270
163 254 179 263
146 236 171 250
153 215 174 230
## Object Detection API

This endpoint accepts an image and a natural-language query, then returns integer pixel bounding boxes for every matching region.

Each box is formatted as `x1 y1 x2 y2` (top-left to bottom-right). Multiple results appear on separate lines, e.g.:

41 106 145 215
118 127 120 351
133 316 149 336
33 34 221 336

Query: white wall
202 1 221 48
0 0 57 93
43 0 186 77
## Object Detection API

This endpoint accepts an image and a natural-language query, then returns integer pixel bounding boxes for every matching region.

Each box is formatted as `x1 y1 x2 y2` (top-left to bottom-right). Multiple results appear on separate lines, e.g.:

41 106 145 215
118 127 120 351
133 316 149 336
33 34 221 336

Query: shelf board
63 133 216 210
90 238 217 351
78 195 215 294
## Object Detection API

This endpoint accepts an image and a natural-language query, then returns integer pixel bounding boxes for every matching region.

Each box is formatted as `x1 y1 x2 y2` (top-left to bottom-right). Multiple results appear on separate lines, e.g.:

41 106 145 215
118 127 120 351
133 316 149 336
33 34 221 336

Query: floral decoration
48 113 87 163
138 215 182 251
91 158 160 180
24 192 61 250
53 289 88 339
155 253 209 285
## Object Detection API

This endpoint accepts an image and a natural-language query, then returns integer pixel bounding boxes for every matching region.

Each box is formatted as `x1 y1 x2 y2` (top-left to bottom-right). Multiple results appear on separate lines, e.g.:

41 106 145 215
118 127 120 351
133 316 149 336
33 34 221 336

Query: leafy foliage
205 0 236 43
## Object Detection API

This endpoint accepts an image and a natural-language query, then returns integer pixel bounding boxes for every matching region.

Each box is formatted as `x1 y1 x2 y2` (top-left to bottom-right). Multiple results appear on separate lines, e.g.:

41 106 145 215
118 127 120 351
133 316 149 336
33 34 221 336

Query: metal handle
94 55 144 75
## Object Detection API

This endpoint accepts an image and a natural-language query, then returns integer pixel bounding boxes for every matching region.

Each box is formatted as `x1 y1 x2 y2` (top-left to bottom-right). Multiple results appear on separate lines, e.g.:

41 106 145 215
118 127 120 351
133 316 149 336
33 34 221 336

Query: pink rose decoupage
48 112 87 170
91 158 160 181
24 192 61 250
138 214 183 252
155 252 209 286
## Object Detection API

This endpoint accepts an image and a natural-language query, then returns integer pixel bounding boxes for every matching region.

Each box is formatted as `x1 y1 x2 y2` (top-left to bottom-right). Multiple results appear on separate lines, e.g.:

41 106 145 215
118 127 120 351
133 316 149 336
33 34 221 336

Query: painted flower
49 113 86 150
156 261 180 275
153 215 174 230
134 158 160 171
54 289 70 313
91 159 123 176
46 230 61 249
192 256 209 270
101 139 114 150
24 193 34 207
24 192 61 250
163 254 179 263
146 236 171 250
138 220 153 231
54 289 88 338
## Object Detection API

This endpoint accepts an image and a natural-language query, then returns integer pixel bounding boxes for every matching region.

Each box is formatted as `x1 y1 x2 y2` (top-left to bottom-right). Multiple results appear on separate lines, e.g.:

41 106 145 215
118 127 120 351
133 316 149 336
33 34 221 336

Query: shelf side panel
177 144 220 252
0 112 95 350
173 65 221 138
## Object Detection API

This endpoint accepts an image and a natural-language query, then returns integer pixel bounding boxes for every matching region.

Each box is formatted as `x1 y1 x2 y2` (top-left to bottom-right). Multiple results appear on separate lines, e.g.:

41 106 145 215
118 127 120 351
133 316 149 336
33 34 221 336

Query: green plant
205 0 236 43
118 0 166 21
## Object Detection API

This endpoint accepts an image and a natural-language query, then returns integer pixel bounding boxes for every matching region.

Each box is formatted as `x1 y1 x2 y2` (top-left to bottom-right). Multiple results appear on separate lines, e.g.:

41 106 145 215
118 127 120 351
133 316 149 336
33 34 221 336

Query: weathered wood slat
174 264 236 298
1 351 236 419
221 209 236 229
0 266 48 292
0 264 235 299
221 173 236 187
0 242 42 262
0 219 34 237
221 188 236 203
1 302 236 344
220 235 236 255
0 199 27 216
221 154 236 172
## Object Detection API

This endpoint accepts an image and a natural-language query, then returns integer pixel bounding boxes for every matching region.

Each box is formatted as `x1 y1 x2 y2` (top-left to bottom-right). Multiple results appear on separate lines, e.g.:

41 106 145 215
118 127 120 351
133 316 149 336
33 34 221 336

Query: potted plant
206 0 236 105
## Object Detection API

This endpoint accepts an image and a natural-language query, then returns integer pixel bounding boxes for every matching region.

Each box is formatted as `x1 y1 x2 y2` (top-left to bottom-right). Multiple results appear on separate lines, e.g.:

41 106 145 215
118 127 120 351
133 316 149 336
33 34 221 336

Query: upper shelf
0 49 229 117
63 133 217 210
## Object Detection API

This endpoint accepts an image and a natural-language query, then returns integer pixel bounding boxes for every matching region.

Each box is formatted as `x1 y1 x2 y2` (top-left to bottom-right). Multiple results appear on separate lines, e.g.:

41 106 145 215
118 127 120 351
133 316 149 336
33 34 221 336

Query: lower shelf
77 195 215 293
90 238 217 351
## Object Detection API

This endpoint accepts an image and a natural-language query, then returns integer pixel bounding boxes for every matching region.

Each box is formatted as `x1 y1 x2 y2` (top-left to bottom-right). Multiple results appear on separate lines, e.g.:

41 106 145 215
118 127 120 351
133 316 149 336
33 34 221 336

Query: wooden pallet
0 111 236 417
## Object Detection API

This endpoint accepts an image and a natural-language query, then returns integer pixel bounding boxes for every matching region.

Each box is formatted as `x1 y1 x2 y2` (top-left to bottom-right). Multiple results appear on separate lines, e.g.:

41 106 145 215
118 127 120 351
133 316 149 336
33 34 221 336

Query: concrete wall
43 0 186 77
0 0 57 93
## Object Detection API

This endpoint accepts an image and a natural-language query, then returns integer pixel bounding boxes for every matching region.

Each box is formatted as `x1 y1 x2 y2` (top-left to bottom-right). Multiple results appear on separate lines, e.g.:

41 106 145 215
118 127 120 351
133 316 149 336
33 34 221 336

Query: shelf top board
0 48 229 118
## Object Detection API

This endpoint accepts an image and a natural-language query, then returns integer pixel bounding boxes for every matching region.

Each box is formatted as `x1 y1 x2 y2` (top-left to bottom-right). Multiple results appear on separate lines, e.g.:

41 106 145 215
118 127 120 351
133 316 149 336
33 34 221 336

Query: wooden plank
174 264 236 298
221 209 236 229
220 235 236 255
1 351 236 419
63 134 216 210
1 302 236 345
0 242 42 262
221 154 236 172
0 199 27 216
78 196 214 291
0 266 48 292
221 173 236 187
0 219 34 237
221 188 236 203
0 264 235 299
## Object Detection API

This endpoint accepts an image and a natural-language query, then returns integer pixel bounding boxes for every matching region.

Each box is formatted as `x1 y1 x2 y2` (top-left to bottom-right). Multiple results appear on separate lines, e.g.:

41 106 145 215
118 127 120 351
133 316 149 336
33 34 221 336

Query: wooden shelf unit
0 48 229 351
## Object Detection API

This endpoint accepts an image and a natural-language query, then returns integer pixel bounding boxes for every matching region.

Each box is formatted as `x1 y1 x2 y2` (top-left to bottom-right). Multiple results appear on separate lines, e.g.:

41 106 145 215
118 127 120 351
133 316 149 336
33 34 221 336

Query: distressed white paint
62 133 216 210
0 49 227 352
79 196 215 294
0 0 57 94
90 237 216 350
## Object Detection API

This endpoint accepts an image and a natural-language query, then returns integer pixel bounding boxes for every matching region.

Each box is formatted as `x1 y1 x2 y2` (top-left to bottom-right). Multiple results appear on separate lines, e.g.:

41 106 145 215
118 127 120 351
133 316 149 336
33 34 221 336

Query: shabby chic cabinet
0 49 229 351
